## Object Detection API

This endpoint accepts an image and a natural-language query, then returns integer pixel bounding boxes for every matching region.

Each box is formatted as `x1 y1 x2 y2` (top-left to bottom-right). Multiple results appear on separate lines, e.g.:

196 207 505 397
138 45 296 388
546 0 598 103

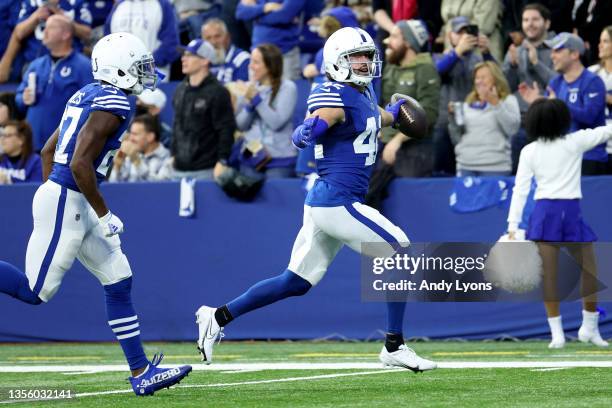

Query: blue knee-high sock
226 269 311 319
0 261 42 305
104 277 148 371
386 301 406 335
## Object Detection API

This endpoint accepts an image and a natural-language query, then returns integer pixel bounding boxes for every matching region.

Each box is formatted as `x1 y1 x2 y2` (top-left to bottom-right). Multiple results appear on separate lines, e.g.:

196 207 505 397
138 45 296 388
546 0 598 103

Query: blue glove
292 116 320 149
385 98 406 126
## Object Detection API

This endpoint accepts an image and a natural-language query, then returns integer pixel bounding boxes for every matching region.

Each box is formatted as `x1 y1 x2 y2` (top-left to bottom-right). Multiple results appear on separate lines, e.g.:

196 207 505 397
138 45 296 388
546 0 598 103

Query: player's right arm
70 110 120 218
40 128 59 181
292 107 344 149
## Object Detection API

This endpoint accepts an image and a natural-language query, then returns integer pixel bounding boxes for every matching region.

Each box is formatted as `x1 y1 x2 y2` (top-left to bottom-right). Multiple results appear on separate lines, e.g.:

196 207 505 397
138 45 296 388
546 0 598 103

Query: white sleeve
493 95 521 138
507 145 535 231
567 124 612 153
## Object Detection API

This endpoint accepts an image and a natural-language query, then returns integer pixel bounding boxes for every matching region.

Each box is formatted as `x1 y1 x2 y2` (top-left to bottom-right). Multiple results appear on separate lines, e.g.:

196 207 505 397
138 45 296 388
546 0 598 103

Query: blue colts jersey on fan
304 81 381 207
49 83 133 191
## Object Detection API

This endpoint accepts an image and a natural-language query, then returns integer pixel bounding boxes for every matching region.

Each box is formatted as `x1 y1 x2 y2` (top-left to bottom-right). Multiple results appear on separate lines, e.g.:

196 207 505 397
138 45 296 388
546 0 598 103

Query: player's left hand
385 98 406 126
99 211 124 237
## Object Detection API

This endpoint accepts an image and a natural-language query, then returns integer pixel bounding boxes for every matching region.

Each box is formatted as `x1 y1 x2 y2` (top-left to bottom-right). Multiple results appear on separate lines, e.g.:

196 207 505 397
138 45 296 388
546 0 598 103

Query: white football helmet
323 27 382 87
91 32 157 95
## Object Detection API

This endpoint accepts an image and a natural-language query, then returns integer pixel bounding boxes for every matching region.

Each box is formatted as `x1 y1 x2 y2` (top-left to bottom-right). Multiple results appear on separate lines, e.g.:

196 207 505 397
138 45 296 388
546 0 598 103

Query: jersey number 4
353 116 380 166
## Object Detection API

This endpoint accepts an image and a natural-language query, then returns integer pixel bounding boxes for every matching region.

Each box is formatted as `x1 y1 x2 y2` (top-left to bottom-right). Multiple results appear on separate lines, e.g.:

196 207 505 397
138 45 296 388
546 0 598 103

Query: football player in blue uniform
196 27 436 372
0 32 191 396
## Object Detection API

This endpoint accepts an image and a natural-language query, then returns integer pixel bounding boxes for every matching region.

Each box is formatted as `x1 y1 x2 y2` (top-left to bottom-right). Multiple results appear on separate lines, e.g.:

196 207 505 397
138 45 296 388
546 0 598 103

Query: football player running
0 33 191 396
196 27 436 372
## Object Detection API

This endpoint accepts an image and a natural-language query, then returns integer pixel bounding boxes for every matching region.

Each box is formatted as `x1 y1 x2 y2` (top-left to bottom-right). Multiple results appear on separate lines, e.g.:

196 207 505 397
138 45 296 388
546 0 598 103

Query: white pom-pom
483 233 542 293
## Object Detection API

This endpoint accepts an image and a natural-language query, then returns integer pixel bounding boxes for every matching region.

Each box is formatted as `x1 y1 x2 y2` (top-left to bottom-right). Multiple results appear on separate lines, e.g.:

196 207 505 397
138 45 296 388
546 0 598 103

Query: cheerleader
507 98 612 348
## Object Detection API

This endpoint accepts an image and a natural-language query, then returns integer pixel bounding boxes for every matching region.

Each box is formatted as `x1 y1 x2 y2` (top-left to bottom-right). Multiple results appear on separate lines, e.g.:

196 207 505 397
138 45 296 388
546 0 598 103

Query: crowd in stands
0 0 610 191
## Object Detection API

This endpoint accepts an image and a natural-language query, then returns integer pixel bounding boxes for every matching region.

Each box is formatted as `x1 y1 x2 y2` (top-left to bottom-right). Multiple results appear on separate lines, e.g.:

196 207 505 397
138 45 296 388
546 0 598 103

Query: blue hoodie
15 50 94 151
236 0 307 53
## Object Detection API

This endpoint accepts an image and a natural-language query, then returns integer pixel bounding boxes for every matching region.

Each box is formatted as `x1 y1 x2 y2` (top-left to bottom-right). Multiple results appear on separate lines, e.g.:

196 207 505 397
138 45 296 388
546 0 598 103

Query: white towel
179 177 196 218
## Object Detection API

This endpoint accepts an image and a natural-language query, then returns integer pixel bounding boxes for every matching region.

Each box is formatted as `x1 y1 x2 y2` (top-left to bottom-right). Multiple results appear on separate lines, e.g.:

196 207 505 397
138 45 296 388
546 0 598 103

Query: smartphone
465 24 479 37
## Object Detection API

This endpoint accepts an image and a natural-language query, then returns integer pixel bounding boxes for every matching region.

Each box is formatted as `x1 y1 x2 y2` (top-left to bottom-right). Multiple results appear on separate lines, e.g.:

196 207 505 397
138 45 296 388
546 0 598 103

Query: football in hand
391 93 428 139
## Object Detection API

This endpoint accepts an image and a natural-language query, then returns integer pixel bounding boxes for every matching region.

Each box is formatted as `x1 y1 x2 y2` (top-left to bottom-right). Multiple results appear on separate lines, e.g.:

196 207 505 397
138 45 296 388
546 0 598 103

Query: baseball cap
138 89 167 110
325 6 359 28
450 16 470 33
545 32 585 55
397 19 429 52
179 39 218 62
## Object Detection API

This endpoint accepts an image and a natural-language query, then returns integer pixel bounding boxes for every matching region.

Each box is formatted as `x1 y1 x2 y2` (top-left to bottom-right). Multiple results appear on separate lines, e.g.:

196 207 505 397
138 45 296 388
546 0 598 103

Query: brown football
391 93 428 139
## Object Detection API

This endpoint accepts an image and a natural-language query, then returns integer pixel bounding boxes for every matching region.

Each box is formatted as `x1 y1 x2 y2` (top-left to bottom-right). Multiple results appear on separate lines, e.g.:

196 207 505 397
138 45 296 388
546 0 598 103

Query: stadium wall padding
1 178 611 342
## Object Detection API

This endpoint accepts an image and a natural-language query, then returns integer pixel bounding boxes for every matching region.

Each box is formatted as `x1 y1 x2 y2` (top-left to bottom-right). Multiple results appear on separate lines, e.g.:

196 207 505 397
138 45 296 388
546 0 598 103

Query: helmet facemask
127 56 158 95
336 47 382 87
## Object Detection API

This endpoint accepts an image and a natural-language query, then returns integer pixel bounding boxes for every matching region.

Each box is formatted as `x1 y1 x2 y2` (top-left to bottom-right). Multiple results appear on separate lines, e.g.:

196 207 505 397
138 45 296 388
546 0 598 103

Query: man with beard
202 18 250 84
503 3 556 172
503 3 555 114
366 19 440 208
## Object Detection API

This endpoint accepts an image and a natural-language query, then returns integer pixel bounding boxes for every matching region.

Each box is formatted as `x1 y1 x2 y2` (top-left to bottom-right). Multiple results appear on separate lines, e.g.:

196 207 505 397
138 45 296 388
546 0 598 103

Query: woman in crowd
588 26 612 171
0 120 42 184
234 43 297 178
507 99 612 349
449 61 520 176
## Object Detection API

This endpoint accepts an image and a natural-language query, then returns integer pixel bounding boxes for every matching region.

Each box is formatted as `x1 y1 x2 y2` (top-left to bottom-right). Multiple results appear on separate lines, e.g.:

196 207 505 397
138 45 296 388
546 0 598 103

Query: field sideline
0 341 611 407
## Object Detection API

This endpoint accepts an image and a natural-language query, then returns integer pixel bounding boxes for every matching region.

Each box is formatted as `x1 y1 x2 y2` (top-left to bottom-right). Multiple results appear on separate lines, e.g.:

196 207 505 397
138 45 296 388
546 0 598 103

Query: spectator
378 19 440 177
432 15 495 175
440 0 504 62
234 43 297 178
15 14 93 151
202 18 250 84
105 0 180 79
503 3 555 114
110 114 172 182
519 33 607 175
0 120 42 184
503 3 556 173
0 0 92 83
303 7 358 85
588 26 612 171
172 39 235 180
175 0 222 42
0 93 21 126
236 0 306 80
136 89 172 149
573 0 612 66
449 61 521 176
366 19 439 209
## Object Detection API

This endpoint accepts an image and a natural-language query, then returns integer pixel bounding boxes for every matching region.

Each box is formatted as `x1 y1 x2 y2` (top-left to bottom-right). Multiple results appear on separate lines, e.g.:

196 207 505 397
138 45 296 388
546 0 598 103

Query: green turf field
0 341 611 407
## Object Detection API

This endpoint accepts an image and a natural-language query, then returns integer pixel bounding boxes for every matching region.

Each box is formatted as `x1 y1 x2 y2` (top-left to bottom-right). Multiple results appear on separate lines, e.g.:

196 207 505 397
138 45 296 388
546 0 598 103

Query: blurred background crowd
0 0 610 197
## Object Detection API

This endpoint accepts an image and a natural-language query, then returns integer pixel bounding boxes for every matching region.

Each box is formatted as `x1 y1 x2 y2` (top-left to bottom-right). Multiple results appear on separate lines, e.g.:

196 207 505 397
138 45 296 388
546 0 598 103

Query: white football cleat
195 306 224 364
548 338 565 349
578 327 609 347
379 344 437 372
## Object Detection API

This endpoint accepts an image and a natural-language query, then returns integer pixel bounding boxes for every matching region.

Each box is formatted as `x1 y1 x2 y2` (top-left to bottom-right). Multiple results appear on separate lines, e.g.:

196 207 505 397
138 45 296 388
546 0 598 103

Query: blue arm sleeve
569 78 607 127
258 0 307 25
153 1 180 66
434 50 459 74
236 2 266 21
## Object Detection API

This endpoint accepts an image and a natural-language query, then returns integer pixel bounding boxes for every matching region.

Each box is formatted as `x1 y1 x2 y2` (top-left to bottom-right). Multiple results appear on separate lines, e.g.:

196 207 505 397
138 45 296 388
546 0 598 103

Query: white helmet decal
323 27 382 87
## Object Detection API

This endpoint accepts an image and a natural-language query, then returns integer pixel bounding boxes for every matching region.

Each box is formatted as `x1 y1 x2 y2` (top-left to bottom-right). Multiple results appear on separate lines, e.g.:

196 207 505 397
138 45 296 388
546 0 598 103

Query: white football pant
25 180 132 302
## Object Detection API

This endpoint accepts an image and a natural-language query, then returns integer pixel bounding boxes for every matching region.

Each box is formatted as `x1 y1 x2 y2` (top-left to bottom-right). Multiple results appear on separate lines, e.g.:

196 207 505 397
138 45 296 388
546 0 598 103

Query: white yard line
1 361 612 373
530 367 571 372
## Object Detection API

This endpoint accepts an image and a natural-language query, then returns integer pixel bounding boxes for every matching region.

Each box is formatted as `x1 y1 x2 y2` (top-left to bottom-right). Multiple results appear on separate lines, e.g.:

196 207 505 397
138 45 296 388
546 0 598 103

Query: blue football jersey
49 83 133 191
304 81 381 206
